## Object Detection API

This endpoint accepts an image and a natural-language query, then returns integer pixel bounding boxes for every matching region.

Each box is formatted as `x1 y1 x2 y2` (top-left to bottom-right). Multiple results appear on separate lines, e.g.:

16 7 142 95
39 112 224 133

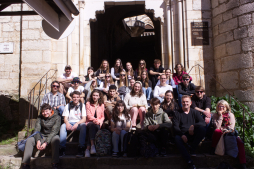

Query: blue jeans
60 122 86 148
112 130 127 153
142 87 152 100
57 105 65 116
175 126 206 163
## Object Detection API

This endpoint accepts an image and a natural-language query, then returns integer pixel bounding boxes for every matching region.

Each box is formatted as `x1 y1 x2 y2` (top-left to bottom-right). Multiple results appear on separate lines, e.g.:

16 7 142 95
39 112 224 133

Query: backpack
123 131 140 157
95 129 112 156
139 131 158 158
68 102 83 112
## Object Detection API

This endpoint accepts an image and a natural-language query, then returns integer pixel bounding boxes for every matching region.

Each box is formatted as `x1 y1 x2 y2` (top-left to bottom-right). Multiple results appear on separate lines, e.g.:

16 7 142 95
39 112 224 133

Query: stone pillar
160 22 165 67
79 0 85 75
165 0 173 70
67 34 72 65
177 0 184 65
84 21 91 75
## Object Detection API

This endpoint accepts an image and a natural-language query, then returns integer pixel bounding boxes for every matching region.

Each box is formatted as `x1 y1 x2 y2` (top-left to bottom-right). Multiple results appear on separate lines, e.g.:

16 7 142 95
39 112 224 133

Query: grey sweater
34 109 61 144
144 108 172 130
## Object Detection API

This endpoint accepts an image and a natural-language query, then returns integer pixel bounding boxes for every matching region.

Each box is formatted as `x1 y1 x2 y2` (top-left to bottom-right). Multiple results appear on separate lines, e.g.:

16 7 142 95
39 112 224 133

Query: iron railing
188 64 253 142
27 69 58 132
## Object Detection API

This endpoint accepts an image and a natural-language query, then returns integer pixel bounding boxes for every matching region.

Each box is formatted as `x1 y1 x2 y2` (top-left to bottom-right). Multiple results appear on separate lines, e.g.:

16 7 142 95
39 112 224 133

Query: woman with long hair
115 71 128 88
161 90 179 118
96 60 110 85
172 63 192 85
111 59 124 81
85 89 105 157
126 62 136 81
211 100 246 168
84 79 98 101
111 100 131 157
98 73 114 94
135 60 148 80
156 68 176 88
83 67 96 85
140 71 152 102
124 81 148 130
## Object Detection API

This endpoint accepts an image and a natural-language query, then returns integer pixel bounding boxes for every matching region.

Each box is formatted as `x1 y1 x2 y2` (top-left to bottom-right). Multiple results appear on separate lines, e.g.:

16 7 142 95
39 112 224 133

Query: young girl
124 81 148 130
66 77 85 103
96 60 110 85
111 59 124 81
111 100 131 157
115 71 128 88
83 67 96 85
85 90 105 157
161 90 179 118
173 63 192 85
135 60 148 80
84 79 98 101
98 73 115 94
126 62 136 81
140 71 152 102
156 68 176 88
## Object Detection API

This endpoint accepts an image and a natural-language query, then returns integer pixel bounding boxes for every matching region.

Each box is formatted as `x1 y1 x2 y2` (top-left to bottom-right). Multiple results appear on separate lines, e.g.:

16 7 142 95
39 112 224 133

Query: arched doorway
90 2 162 70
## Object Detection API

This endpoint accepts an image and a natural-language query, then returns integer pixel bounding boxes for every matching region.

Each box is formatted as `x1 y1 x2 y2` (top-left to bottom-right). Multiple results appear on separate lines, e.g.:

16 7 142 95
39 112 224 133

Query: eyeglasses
160 78 166 80
219 106 225 108
139 63 144 65
196 91 203 94
117 105 124 108
120 74 126 76
183 79 190 81
105 76 110 78
52 85 60 88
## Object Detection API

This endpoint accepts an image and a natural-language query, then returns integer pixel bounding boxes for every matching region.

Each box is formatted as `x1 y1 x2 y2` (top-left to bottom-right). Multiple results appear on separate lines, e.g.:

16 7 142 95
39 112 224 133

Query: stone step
0 154 245 169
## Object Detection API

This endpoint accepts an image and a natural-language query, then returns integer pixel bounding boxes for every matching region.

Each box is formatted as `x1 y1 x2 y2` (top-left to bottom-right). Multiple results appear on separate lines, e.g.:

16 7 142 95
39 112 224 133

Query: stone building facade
0 0 253 116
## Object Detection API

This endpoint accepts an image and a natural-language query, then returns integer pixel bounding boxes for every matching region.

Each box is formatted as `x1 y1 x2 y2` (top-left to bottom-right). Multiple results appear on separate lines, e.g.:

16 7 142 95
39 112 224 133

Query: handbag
215 133 225 156
224 132 238 158
17 131 43 152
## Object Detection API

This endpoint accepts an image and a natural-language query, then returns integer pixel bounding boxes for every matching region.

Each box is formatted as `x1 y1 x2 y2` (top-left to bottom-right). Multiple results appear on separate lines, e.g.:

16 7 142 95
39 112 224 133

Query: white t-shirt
111 114 131 129
67 86 85 94
60 72 78 80
62 103 86 123
153 85 173 99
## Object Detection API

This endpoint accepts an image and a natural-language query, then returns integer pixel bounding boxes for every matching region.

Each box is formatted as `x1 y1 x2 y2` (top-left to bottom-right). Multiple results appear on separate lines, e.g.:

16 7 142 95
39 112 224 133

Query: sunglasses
183 79 190 81
52 85 60 88
120 74 126 76
196 91 203 93
139 63 144 65
105 76 111 78
219 106 225 108
72 82 79 84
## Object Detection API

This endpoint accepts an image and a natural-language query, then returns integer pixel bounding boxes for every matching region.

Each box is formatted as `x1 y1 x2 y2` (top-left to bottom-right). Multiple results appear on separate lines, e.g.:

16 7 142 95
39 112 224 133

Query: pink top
212 112 235 131
85 102 105 127
173 71 192 85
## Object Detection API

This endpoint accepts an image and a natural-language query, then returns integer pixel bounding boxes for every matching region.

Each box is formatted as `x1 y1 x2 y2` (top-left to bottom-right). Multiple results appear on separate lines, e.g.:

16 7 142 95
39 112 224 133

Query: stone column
165 0 173 70
79 0 85 75
177 0 184 65
161 22 165 67
67 34 72 65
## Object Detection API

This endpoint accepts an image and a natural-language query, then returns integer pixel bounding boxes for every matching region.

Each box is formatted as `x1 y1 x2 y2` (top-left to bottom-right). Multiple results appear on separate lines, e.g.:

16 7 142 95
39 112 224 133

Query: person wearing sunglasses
97 73 115 94
40 81 66 116
66 77 85 103
191 86 211 131
178 74 196 108
115 71 129 100
135 60 148 80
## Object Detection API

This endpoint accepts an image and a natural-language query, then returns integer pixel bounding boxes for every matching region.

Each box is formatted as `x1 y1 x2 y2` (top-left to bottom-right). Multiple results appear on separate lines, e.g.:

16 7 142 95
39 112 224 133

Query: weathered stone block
23 30 40 39
235 90 254 102
232 2 254 17
221 52 253 72
222 10 233 21
42 51 51 62
23 51 43 63
214 44 226 59
28 21 41 29
240 0 254 5
242 37 254 51
219 18 238 33
21 63 51 77
217 71 239 90
0 55 4 64
225 0 240 10
234 26 248 40
22 40 51 50
239 14 252 27
0 72 10 79
0 16 11 23
10 72 19 79
239 68 254 88
3 23 14 32
213 25 219 36
14 23 20 31
51 52 67 64
4 54 19 65
244 102 254 112
212 0 219 8
22 21 28 29
214 31 234 47
248 25 254 37
226 40 241 55
214 58 222 73
52 41 67 52
213 3 226 17
12 16 20 22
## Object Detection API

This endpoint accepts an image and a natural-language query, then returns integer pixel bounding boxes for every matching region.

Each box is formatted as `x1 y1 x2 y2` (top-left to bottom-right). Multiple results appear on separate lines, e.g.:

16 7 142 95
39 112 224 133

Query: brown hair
130 81 143 97
41 103 52 111
89 89 104 106
195 86 205 92
174 63 185 74
114 58 124 74
99 60 110 74
181 95 191 102
71 91 81 97
150 98 160 106
104 73 114 88
161 90 175 111
126 62 134 78
154 59 161 64
112 100 130 123
138 59 147 78
90 80 98 91
182 74 190 80
118 71 128 88
141 71 149 88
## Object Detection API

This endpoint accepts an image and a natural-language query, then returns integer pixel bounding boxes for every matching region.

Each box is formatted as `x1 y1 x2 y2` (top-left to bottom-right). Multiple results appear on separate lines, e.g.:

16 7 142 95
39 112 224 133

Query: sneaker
21 164 31 169
85 149 90 157
51 163 59 169
187 162 196 169
131 127 136 131
90 145 96 154
112 152 118 157
160 147 167 157
76 146 85 158
59 147 65 157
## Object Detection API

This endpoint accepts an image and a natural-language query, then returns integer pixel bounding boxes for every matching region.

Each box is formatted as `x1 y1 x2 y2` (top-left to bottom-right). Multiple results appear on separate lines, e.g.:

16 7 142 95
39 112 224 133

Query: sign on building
191 22 209 46
0 42 14 54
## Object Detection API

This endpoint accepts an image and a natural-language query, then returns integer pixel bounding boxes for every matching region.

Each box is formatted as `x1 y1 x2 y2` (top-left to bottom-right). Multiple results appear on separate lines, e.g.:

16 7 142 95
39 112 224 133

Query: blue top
156 78 176 88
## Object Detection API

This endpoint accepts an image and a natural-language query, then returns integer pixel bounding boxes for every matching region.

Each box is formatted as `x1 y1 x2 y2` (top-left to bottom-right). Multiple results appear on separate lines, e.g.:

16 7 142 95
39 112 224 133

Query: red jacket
85 102 105 127
173 71 192 85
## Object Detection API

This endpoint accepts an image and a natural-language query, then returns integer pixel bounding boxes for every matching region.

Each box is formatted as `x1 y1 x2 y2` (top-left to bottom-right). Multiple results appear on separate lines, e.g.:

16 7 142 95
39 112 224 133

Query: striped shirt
40 92 66 107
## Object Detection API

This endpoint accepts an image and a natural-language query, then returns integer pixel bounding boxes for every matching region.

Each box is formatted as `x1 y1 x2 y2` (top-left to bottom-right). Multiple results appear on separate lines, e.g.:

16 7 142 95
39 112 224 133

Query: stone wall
211 0 254 111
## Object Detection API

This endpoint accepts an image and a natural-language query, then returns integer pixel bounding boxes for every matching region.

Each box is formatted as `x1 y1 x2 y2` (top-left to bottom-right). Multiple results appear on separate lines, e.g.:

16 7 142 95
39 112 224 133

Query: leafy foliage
210 95 254 157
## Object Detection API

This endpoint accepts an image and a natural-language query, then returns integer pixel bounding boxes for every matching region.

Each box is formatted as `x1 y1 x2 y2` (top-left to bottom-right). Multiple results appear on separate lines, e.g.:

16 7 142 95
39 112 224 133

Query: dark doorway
90 2 162 70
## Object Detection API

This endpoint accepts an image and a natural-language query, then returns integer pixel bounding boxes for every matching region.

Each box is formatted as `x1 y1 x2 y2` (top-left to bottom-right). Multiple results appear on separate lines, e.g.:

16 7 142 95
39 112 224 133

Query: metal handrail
27 69 58 132
188 64 252 142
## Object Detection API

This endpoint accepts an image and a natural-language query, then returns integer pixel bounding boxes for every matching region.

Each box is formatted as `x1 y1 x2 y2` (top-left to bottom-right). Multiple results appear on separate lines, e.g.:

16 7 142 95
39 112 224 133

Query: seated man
66 77 85 103
153 74 173 103
149 59 165 89
191 86 211 129
173 95 206 169
41 81 66 116
144 98 172 156
57 65 78 95
59 91 87 158
104 85 121 121
21 103 61 169
178 74 196 107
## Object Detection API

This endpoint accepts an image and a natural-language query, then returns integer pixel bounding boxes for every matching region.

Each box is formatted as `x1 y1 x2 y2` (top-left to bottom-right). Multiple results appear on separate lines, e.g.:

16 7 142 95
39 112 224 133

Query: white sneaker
85 149 90 157
90 145 96 154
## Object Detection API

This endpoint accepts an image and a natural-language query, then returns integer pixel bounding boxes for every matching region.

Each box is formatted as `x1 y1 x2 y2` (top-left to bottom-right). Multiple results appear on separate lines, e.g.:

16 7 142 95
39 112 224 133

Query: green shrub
211 95 254 157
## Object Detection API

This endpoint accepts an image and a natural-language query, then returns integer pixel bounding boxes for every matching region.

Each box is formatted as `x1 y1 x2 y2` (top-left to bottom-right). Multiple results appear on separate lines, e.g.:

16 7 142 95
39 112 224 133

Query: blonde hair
138 60 146 78
104 73 114 88
216 100 231 113
119 71 128 88
99 60 110 74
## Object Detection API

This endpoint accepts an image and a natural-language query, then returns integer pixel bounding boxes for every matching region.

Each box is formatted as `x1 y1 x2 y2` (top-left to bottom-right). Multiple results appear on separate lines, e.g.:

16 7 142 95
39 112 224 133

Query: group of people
21 59 246 169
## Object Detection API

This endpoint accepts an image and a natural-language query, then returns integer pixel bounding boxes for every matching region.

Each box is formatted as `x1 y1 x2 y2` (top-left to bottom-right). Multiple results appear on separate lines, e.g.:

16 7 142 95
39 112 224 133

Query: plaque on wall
0 42 14 54
191 22 209 46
